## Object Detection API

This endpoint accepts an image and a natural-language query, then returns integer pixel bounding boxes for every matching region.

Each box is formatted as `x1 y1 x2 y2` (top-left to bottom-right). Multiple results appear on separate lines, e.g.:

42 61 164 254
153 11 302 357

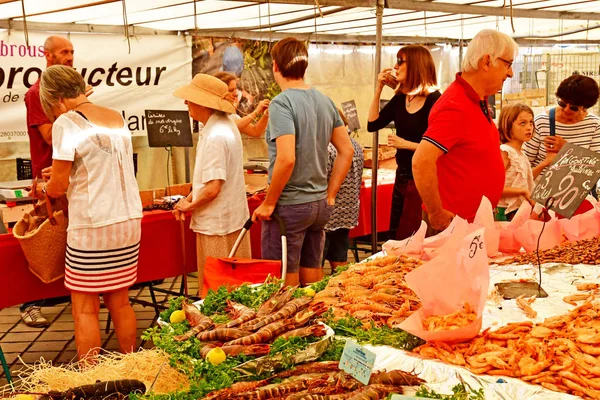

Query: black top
367 90 441 179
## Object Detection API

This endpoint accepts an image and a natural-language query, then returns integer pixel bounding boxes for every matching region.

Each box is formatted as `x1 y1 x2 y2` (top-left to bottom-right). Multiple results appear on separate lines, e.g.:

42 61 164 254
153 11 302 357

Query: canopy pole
371 0 384 255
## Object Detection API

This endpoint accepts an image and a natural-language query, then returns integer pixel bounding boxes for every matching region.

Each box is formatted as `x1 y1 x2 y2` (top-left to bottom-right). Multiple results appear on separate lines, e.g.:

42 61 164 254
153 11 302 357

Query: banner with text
0 31 191 142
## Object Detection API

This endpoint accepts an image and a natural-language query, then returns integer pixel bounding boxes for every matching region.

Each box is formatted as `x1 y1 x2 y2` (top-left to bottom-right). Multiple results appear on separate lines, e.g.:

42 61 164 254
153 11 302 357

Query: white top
191 113 249 235
497 144 535 214
52 111 142 231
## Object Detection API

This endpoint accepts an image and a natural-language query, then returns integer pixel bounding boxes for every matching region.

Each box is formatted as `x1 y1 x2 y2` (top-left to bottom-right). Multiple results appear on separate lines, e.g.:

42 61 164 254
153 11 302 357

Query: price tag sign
145 110 193 148
531 143 600 218
339 340 376 385
341 100 361 132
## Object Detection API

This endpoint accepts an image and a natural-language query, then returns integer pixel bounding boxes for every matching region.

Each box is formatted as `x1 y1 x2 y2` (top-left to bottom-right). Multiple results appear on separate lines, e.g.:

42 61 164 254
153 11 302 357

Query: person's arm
412 141 454 230
387 136 419 151
238 100 270 137
175 180 223 213
367 70 396 132
327 126 354 204
36 160 72 198
38 123 53 145
532 152 556 179
252 135 295 221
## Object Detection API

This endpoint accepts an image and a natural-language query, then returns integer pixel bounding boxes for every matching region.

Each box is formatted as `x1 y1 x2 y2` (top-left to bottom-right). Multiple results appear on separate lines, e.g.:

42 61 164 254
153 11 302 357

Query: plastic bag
514 210 563 253
558 197 600 242
399 228 489 343
382 221 427 257
422 216 469 260
468 197 500 257
496 201 532 254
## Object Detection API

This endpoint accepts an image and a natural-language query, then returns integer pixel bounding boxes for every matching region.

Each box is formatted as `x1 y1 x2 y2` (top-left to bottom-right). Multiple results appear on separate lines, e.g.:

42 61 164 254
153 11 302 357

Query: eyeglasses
396 58 407 66
557 99 584 112
497 57 513 69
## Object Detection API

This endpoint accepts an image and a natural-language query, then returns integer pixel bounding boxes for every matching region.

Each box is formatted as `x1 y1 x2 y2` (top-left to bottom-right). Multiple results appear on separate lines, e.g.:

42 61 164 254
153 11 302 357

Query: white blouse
497 144 535 214
52 111 142 231
190 113 249 236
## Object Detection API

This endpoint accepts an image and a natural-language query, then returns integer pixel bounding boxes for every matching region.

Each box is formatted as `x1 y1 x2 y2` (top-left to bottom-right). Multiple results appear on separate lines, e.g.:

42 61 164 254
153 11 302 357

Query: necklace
406 95 417 108
74 101 92 109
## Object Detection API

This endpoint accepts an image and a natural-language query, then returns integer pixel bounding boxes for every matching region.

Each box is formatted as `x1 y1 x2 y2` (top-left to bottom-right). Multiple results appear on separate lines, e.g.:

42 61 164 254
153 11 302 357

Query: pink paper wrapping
469 197 500 257
421 216 469 260
513 210 563 253
496 201 532 254
558 198 600 242
382 221 427 257
399 228 489 343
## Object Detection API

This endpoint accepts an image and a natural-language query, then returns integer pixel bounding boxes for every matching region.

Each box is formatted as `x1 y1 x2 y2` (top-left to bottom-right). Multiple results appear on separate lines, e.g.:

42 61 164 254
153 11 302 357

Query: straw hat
173 73 236 114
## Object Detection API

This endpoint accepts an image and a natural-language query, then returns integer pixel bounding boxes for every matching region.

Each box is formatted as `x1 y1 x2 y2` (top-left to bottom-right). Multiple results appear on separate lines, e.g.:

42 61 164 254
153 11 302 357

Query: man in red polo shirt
413 30 518 234
21 36 79 327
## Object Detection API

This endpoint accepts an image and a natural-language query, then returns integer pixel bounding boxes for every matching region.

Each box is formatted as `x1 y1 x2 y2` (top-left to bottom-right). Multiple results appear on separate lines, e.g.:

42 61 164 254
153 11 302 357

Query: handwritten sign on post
341 100 361 132
531 143 600 218
145 110 193 148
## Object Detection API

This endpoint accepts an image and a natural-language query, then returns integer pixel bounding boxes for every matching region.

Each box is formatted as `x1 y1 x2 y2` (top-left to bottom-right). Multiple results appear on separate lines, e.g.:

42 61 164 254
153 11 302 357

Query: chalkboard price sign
145 109 193 148
531 143 600 218
341 100 361 132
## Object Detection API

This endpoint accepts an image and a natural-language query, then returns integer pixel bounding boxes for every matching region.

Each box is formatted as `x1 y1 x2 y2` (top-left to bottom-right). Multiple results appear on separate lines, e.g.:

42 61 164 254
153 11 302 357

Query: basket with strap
12 189 68 284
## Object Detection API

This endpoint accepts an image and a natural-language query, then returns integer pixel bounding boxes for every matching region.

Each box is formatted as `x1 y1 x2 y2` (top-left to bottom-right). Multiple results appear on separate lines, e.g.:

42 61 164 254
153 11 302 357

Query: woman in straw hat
172 74 251 296
35 65 142 362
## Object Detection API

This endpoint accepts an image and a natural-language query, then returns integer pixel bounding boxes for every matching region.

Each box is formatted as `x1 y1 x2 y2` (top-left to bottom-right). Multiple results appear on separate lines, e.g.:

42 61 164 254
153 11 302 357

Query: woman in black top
367 45 441 240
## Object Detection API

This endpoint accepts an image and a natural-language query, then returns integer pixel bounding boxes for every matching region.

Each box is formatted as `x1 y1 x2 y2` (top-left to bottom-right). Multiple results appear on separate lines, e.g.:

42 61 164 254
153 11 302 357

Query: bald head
44 36 74 68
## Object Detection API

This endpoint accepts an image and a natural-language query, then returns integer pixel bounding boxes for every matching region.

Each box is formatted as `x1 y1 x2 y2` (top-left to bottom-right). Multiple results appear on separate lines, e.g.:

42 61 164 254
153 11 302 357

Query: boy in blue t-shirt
251 37 354 287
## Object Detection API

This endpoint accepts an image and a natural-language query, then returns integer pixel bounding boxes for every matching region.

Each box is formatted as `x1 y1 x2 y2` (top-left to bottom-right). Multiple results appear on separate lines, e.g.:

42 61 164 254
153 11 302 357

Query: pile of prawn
173 286 329 358
422 303 477 331
201 360 425 400
414 300 600 399
313 255 423 328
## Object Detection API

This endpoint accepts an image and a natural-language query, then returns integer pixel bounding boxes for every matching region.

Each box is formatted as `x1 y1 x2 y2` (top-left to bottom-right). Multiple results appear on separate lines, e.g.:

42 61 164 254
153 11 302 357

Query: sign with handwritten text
341 100 361 132
531 143 600 218
145 110 193 148
339 340 376 385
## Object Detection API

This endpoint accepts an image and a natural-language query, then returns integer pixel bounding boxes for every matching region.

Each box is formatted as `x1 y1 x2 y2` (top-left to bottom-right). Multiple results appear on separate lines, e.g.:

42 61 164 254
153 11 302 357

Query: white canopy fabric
0 0 599 44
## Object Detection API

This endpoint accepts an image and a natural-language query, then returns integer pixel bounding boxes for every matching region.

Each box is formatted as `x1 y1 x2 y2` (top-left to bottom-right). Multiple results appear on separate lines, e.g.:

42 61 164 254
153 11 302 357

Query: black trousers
388 171 423 240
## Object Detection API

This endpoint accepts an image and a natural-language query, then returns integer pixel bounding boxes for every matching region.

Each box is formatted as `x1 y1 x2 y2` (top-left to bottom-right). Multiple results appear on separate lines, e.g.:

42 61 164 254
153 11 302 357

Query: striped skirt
65 219 142 293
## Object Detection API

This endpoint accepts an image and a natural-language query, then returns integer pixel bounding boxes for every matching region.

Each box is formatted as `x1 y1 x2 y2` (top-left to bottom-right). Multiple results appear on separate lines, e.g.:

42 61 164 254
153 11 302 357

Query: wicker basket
13 196 68 284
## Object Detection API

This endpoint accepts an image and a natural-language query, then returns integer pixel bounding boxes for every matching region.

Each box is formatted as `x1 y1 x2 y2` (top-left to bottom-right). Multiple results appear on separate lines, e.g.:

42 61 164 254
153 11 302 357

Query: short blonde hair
40 65 86 121
498 103 533 144
462 30 518 73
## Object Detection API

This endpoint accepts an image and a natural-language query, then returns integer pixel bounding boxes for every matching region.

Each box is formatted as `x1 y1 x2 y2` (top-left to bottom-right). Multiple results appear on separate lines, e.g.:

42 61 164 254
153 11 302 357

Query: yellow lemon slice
169 310 186 324
206 347 227 365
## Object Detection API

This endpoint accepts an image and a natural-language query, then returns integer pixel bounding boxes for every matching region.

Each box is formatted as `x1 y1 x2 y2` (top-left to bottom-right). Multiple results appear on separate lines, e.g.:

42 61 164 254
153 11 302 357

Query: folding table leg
0 345 12 384
351 239 359 263
148 283 160 318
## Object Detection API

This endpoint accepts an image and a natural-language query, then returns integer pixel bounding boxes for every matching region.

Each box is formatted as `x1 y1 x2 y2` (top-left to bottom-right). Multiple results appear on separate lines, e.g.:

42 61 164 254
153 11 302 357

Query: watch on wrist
41 186 47 196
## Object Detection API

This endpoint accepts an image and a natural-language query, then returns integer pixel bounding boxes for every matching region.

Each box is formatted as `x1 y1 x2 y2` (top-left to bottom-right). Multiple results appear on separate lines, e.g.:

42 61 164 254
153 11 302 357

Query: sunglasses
396 58 407 66
557 99 584 112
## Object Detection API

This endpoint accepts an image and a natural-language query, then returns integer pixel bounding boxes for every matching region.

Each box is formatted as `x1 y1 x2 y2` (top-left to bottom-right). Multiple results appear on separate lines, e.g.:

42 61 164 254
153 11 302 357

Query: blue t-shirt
266 87 343 205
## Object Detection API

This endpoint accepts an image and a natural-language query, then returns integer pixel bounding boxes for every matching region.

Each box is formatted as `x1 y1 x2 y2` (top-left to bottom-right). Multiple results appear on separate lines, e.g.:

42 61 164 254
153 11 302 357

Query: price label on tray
531 142 600 218
339 340 376 385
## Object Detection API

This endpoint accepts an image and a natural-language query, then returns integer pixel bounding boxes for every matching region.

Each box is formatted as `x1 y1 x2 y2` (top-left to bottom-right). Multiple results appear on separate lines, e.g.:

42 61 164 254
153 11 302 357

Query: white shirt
190 113 249 235
498 144 535 214
52 111 142 230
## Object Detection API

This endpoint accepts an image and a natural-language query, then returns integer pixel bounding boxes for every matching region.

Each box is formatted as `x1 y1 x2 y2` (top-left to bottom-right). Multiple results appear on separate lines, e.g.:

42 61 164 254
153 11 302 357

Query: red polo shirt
25 80 53 177
422 73 505 222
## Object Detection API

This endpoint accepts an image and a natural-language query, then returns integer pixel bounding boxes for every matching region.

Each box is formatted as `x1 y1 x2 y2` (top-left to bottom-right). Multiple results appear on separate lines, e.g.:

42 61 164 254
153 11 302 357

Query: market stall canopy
0 0 599 44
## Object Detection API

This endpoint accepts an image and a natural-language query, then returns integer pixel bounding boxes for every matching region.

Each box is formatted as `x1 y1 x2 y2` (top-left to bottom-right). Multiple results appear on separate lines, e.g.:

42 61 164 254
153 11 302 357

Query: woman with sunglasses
367 45 440 240
524 74 600 182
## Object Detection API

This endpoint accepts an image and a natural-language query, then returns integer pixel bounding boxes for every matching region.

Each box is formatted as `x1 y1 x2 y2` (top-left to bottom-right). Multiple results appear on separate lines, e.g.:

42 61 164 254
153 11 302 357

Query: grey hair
40 65 86 122
461 30 518 73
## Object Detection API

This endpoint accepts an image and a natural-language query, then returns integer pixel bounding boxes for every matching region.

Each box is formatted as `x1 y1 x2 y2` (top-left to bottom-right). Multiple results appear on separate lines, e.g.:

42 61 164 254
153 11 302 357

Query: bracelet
41 186 47 196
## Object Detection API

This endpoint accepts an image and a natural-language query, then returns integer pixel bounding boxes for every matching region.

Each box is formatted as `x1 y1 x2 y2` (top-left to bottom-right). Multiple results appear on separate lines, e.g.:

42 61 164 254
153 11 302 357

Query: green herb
200 278 282 315
309 263 352 293
208 314 230 324
414 383 485 399
318 338 346 361
269 335 319 370
159 296 185 322
324 314 424 351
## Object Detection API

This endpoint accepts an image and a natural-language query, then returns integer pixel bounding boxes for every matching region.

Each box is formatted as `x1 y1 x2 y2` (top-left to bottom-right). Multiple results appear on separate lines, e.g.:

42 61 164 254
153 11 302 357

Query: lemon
206 347 227 365
169 310 186 324
15 395 35 400
303 287 316 297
